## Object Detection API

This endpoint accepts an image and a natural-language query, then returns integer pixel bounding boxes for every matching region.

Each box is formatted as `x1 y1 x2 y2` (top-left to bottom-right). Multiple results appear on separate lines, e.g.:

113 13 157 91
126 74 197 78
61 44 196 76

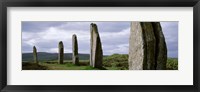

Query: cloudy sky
22 21 178 58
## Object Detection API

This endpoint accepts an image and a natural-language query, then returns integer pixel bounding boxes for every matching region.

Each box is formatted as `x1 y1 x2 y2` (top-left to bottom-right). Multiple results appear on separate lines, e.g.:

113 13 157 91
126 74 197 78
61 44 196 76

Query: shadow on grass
22 62 48 70
22 61 107 70
97 67 107 70
44 61 89 66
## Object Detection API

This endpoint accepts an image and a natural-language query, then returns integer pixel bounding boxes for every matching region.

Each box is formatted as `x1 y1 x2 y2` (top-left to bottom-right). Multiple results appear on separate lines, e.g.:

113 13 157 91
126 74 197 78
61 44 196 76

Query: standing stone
58 41 64 64
90 23 103 68
129 22 167 70
129 22 146 70
72 34 79 65
151 22 167 70
90 24 93 66
140 22 156 70
33 46 38 64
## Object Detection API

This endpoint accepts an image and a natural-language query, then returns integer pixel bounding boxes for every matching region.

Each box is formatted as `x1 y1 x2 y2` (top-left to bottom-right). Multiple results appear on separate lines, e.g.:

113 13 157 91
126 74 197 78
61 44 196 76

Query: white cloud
161 22 178 57
104 44 129 55
22 25 91 53
100 28 130 55
22 22 130 55
22 22 178 57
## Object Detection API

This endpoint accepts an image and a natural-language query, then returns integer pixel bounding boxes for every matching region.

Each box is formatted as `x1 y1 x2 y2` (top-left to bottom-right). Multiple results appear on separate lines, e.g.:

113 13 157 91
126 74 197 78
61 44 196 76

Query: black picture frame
0 0 199 92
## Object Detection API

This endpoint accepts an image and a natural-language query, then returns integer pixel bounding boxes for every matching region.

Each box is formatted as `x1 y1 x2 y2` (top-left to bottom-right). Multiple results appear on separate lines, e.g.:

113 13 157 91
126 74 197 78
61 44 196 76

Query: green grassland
22 54 178 70
22 60 99 70
166 58 178 70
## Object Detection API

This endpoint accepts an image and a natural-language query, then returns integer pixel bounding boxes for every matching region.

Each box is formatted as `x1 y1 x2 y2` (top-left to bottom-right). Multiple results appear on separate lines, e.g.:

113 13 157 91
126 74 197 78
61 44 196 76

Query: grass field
166 58 178 70
22 60 100 70
22 58 178 70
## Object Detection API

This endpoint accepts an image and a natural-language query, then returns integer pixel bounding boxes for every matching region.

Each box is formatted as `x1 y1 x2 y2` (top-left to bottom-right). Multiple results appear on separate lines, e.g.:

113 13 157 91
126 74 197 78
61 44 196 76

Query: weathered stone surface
128 22 146 70
33 46 38 64
152 22 167 70
129 22 167 70
90 23 103 68
140 22 156 70
72 34 79 65
58 41 64 64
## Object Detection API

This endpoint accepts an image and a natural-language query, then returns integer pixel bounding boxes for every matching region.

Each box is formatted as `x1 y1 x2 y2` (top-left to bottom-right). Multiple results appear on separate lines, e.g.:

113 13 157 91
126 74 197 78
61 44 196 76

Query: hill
22 52 90 61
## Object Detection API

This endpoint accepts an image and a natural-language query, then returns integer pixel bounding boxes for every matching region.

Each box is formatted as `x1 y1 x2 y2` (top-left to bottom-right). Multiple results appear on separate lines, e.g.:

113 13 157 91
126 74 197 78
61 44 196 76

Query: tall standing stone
151 22 167 70
90 23 103 68
140 22 156 70
72 34 79 65
129 22 146 70
58 41 64 64
90 24 93 66
33 46 38 64
129 22 167 70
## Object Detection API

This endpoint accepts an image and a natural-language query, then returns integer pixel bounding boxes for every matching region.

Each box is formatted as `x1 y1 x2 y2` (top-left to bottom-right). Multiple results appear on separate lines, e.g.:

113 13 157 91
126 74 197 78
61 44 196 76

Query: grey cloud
22 21 68 32
22 21 178 58
95 22 130 32
22 21 130 33
161 22 178 58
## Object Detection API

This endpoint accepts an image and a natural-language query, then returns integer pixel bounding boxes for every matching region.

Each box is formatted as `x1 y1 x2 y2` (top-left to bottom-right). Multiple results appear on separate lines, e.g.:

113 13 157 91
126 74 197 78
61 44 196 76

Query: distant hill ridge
22 52 90 61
